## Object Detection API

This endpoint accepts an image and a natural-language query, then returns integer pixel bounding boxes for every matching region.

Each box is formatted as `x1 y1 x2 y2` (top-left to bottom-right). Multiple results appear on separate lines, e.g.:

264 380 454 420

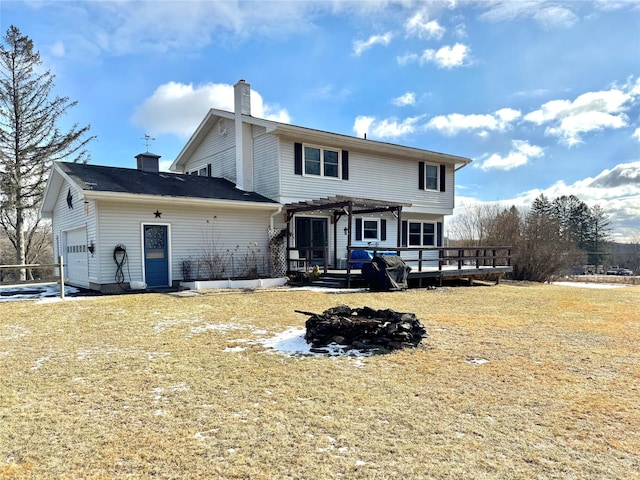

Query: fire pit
297 305 428 352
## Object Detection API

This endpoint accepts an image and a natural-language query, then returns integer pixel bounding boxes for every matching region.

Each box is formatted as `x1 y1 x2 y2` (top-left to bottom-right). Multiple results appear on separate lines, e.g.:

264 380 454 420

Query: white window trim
362 218 380 241
303 143 341 179
424 163 439 191
408 220 436 247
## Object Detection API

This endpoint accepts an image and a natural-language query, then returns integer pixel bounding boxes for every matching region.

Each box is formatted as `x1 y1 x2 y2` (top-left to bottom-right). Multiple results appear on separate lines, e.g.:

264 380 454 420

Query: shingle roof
57 162 277 204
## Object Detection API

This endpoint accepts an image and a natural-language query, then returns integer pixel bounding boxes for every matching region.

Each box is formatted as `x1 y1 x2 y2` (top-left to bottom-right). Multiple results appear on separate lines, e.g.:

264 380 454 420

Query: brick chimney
234 80 253 191
136 152 160 173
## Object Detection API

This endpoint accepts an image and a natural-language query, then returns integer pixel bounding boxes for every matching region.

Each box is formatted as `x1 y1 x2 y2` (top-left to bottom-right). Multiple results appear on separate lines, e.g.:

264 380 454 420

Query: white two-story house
40 80 471 292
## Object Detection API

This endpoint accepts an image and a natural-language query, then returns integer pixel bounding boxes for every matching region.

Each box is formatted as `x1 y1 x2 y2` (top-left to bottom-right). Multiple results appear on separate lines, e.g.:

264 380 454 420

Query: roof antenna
141 134 156 152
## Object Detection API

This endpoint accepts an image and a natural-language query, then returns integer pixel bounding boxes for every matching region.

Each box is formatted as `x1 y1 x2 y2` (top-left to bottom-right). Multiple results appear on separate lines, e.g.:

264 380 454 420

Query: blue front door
144 225 169 287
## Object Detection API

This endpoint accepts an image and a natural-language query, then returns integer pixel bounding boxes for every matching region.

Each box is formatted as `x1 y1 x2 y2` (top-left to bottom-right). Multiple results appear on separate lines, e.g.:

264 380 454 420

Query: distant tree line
448 194 612 282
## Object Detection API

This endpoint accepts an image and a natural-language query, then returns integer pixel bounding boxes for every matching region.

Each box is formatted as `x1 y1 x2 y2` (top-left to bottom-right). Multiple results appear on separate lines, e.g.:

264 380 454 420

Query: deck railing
346 246 511 270
0 256 67 299
345 246 512 287
287 247 329 274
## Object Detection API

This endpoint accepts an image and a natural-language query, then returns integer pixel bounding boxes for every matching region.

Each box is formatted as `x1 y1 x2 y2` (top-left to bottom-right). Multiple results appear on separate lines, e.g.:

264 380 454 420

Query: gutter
82 190 281 210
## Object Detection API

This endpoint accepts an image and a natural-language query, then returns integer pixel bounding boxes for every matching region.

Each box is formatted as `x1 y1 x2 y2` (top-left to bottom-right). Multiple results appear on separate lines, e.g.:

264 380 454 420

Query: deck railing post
58 255 65 300
323 247 328 274
476 249 480 268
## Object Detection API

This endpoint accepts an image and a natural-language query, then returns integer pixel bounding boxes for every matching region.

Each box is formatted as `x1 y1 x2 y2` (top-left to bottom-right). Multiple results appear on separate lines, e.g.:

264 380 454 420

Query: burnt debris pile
299 305 428 352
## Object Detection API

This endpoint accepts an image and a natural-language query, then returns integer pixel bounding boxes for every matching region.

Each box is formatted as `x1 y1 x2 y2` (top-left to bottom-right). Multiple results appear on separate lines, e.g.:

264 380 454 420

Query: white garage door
65 227 89 287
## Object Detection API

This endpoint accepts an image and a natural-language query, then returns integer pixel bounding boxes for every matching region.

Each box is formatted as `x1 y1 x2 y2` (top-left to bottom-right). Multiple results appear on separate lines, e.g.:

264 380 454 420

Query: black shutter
437 221 443 247
401 220 408 247
380 219 387 241
341 150 349 180
294 142 303 175
419 162 425 190
207 163 212 177
440 164 446 192
355 218 362 241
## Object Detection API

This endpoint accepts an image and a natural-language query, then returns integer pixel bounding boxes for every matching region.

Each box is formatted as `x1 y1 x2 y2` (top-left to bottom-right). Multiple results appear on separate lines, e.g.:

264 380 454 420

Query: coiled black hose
113 244 129 286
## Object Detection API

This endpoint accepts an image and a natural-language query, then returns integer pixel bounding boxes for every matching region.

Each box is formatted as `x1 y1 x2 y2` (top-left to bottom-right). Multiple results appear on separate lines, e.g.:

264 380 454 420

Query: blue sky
2 0 639 241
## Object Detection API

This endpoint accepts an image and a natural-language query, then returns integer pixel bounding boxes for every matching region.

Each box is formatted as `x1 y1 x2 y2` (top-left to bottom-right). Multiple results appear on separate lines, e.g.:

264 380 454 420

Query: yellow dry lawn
0 282 638 479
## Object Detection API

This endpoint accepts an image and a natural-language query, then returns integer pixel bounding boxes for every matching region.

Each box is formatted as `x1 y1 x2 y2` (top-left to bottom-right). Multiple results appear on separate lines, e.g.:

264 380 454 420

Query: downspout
269 205 283 230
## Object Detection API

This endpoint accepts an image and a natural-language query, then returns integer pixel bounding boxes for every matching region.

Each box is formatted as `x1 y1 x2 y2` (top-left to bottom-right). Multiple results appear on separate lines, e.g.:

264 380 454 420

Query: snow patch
552 281 632 289
1 325 30 340
257 328 375 357
467 357 489 365
0 284 80 302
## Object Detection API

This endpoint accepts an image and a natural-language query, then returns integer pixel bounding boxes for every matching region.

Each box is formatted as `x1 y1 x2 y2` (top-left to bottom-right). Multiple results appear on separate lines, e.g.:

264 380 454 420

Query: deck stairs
311 271 367 289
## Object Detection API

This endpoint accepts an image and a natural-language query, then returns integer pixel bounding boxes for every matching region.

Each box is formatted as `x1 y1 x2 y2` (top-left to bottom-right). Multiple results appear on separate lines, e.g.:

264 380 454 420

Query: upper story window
418 162 445 192
425 164 439 190
189 164 212 176
304 145 340 178
295 143 349 180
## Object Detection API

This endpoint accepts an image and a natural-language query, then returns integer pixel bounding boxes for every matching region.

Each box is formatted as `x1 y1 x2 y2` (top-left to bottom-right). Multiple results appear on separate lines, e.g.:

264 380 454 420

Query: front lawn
1 282 638 479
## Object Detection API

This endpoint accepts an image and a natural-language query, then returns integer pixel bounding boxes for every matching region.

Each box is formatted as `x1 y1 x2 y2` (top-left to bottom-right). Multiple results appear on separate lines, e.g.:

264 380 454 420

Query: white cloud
427 108 521 136
353 116 375 139
475 140 544 171
629 76 640 96
49 1 355 58
633 127 640 141
50 41 65 57
514 162 640 241
479 1 579 28
392 92 416 107
524 88 632 146
453 23 467 39
455 162 640 242
405 11 445 40
397 53 420 66
353 115 425 139
353 32 393 56
420 43 470 68
132 82 290 138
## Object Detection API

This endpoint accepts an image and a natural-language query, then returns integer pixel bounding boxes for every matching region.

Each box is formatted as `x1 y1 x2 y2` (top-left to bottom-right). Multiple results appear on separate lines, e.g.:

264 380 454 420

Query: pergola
284 195 411 269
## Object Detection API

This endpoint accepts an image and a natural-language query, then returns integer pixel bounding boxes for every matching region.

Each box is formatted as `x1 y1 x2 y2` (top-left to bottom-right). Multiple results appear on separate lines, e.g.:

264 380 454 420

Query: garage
64 227 89 287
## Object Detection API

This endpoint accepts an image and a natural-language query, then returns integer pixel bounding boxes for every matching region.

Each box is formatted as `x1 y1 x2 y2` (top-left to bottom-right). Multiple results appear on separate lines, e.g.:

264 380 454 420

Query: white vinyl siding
95 201 275 285
50 180 98 284
252 126 280 200
279 140 455 215
182 117 236 182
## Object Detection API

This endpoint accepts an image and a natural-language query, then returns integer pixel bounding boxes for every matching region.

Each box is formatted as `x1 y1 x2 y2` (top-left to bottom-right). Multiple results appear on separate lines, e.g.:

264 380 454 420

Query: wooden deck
289 246 513 289
314 265 511 288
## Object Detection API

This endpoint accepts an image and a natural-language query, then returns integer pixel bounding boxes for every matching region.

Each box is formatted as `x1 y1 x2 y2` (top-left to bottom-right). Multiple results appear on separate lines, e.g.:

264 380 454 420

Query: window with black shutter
419 162 446 192
342 150 349 180
294 142 303 175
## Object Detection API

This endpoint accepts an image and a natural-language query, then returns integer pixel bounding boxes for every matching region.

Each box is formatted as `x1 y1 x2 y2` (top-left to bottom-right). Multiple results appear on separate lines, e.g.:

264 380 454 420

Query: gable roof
170 108 472 172
41 162 278 216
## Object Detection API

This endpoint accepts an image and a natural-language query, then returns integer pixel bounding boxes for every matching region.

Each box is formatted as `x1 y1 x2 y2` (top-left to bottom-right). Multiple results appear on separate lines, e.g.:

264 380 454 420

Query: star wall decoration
154 210 162 218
